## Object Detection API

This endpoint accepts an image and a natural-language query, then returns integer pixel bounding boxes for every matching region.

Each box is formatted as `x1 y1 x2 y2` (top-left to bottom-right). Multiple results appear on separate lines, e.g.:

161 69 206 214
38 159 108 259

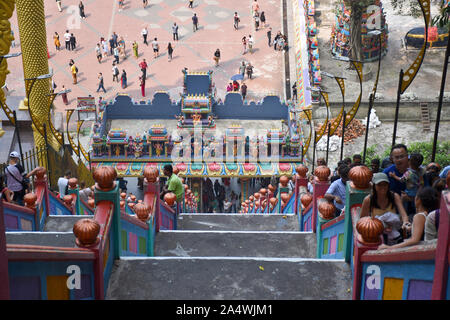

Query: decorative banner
400 0 430 93
24 78 46 139
302 108 312 157
90 162 298 177
77 97 96 121
258 162 276 176
329 76 345 136
242 163 258 176
189 163 205 176
224 163 240 176
129 162 144 176
315 91 330 143
174 162 188 175
206 162 223 177
66 109 79 156
47 92 64 146
115 162 128 176
278 163 293 176
345 61 363 127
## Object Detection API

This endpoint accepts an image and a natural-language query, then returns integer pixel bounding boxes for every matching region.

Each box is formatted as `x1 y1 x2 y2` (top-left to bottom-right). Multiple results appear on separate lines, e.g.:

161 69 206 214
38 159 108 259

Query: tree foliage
432 3 450 30
364 140 450 168
390 0 422 18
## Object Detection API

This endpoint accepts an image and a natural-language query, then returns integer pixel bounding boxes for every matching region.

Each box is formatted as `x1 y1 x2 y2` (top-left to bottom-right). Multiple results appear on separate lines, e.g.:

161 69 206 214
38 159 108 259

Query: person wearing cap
360 172 410 233
4 151 37 205
58 170 71 199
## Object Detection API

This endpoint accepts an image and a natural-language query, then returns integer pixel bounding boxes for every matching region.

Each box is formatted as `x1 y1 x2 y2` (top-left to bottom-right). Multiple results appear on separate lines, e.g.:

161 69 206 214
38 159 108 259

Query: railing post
0 196 10 299
312 181 329 233
352 241 380 300
431 191 450 300
343 182 371 263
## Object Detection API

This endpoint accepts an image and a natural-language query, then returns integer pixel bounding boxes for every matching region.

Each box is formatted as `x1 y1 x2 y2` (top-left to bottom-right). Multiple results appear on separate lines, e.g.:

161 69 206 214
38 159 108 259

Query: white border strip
6 231 74 235
179 213 296 216
119 256 345 262
158 230 313 234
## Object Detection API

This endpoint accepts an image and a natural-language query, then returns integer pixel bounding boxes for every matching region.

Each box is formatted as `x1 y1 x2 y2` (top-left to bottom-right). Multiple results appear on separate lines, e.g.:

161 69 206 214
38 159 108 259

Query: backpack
75 66 78 73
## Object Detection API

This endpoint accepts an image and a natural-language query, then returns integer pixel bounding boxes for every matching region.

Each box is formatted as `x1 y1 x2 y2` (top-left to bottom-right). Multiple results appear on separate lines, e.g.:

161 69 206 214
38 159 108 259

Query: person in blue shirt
383 144 409 196
324 164 350 216
439 165 450 179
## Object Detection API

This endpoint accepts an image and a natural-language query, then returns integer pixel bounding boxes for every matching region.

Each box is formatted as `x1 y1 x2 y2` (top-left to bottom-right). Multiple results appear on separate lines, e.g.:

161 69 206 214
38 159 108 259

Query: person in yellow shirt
71 63 78 84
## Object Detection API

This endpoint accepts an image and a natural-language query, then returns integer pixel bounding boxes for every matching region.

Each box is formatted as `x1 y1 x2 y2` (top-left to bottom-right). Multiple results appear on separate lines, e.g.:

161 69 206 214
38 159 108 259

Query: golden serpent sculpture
0 0 17 125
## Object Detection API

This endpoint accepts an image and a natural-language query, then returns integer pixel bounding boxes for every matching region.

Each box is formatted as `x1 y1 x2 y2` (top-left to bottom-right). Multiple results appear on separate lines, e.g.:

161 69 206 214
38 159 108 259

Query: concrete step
177 213 300 231
106 257 352 300
43 215 94 232
6 231 76 248
154 230 316 258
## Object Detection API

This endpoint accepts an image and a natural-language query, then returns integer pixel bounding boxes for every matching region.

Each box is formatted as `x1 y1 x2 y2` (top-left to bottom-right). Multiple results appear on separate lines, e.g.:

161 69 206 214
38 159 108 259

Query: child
389 152 423 216
376 211 403 245
378 187 439 250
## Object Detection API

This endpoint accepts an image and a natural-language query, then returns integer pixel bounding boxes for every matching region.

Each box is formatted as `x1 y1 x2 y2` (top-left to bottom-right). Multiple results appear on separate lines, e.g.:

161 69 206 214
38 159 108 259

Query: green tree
390 0 422 18
344 0 373 62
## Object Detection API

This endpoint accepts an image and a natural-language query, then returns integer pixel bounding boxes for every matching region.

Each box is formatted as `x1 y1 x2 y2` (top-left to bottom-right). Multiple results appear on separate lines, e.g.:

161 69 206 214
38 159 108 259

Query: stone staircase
106 213 353 300
5 215 93 248
5 213 352 299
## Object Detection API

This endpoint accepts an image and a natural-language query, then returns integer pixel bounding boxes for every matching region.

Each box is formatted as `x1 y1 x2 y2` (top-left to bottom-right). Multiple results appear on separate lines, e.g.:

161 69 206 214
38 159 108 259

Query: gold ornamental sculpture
15 0 59 151
0 0 17 127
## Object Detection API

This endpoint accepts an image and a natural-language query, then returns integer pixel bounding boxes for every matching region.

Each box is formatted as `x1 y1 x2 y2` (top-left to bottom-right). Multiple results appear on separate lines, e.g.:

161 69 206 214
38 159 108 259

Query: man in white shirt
112 63 119 82
113 46 120 64
141 27 148 45
58 170 71 199
248 35 254 53
151 38 159 58
64 30 71 50
223 198 232 213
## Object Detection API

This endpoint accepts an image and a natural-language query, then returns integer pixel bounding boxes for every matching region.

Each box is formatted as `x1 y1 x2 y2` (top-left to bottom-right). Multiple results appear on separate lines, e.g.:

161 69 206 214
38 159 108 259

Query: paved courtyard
6 0 287 114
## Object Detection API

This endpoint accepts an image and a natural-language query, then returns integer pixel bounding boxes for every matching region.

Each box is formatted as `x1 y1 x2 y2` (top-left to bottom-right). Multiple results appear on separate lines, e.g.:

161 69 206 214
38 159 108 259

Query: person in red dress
140 76 146 97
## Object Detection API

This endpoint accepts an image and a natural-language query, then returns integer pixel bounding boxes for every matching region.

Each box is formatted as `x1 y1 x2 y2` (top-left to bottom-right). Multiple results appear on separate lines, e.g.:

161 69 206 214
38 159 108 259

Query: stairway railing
352 190 449 300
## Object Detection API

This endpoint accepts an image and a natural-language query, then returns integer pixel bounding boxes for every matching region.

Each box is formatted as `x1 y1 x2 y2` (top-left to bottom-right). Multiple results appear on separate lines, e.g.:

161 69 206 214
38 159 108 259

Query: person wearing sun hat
360 172 411 234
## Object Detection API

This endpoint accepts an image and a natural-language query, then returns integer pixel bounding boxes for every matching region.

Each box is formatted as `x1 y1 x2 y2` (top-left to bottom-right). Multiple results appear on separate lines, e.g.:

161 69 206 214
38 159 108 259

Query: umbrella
231 74 244 81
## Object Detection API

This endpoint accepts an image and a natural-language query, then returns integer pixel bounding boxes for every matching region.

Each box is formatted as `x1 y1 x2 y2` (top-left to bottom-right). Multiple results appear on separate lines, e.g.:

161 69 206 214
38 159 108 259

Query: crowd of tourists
318 144 449 251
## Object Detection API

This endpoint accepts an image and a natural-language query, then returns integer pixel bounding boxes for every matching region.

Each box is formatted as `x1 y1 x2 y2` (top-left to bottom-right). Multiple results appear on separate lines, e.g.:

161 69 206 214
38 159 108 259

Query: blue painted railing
48 191 73 216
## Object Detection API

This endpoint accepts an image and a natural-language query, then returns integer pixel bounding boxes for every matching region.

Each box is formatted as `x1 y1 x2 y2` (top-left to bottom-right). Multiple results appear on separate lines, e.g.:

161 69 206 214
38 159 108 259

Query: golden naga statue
0 0 16 122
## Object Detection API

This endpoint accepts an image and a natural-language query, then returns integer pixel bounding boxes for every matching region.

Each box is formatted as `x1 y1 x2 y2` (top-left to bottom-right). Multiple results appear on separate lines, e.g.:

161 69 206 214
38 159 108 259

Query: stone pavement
6 0 288 115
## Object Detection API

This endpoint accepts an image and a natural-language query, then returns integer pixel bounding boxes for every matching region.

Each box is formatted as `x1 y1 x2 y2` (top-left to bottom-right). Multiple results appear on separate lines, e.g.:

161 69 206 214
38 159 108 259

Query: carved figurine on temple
155 142 163 157
192 113 202 126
